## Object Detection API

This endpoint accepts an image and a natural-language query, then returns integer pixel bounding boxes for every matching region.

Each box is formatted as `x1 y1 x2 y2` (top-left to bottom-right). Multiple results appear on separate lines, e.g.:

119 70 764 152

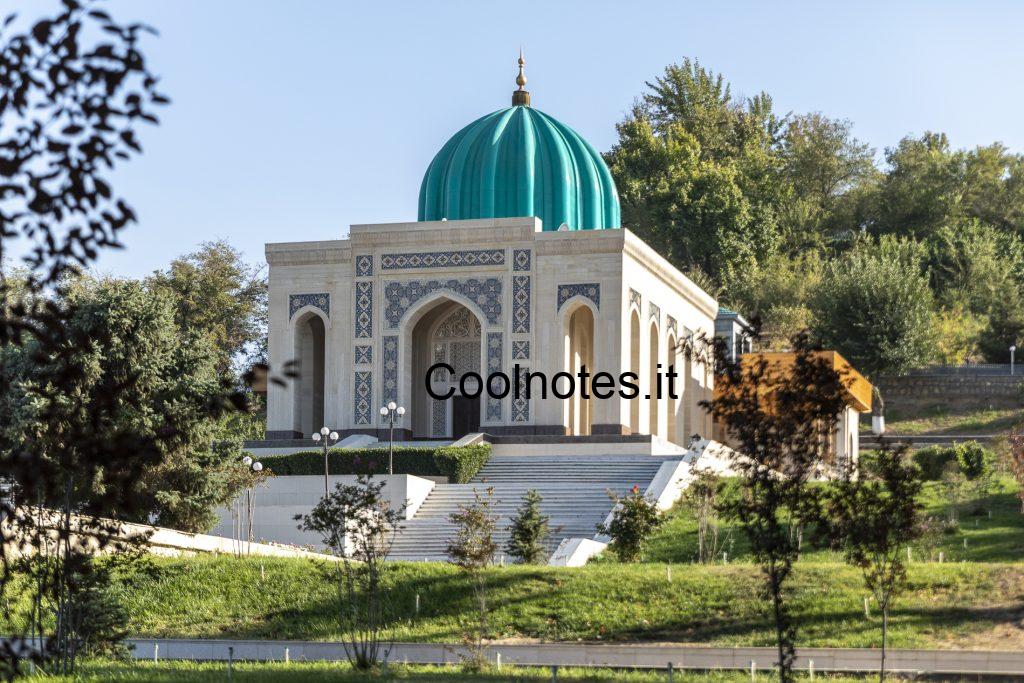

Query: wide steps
387 454 679 563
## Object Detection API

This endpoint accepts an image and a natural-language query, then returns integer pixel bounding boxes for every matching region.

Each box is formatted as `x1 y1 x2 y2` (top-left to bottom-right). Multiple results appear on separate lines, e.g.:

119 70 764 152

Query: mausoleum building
265 60 720 444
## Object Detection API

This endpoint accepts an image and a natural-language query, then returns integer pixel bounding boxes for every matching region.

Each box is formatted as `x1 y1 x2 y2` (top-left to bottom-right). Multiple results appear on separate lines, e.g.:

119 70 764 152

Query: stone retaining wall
875 374 1023 400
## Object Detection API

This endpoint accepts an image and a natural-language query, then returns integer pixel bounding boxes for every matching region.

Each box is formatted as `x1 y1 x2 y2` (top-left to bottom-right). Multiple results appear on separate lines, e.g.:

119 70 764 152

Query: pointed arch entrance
405 296 486 439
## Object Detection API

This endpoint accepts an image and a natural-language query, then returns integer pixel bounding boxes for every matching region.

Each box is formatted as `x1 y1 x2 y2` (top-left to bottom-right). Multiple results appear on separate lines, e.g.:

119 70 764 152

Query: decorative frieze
383 278 502 329
557 283 600 311
381 249 504 270
289 293 329 319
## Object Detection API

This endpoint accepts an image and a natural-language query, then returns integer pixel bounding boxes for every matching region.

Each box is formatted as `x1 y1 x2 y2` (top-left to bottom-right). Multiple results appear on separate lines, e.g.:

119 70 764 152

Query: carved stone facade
265 217 718 441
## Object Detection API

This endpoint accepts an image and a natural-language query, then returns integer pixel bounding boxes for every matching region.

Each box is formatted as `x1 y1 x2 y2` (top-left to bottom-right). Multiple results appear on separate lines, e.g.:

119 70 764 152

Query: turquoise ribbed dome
418 106 621 231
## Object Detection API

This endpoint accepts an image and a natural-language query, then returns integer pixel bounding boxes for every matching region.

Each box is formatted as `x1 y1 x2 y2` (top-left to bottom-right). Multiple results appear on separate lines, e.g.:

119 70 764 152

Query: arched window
293 312 326 437
629 311 641 434
565 305 595 436
648 323 660 437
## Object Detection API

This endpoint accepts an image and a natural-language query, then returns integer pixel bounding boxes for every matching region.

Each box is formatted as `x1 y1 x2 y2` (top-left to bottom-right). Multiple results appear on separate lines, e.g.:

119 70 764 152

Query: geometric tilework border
381 249 505 270
556 283 600 311
485 331 503 421
512 275 530 334
290 292 329 319
354 371 372 425
383 278 502 329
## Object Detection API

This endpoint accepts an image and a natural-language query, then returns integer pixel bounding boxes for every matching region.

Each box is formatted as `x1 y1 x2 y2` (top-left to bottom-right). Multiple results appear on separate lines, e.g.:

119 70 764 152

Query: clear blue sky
9 0 1024 278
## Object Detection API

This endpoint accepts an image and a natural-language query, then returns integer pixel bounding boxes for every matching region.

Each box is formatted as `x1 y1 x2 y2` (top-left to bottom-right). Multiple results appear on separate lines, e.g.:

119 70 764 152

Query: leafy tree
0 279 245 533
446 487 497 671
505 489 549 565
926 220 1021 316
871 133 964 239
606 59 785 281
597 485 662 563
722 252 821 348
811 235 935 375
931 304 986 364
297 475 404 669
154 440 260 534
1008 428 1024 513
707 333 848 682
0 1 198 675
780 113 875 250
606 113 763 278
680 468 724 563
829 442 923 682
978 292 1024 363
147 240 267 374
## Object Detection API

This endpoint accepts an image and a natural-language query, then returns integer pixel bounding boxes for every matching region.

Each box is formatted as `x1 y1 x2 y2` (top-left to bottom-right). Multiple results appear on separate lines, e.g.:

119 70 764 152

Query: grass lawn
13 475 999 652
864 405 1023 436
635 475 1024 565
3 556 1008 651
16 660 896 682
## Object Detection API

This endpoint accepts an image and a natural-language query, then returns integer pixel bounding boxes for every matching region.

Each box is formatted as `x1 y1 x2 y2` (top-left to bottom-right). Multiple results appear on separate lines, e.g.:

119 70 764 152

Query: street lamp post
379 401 406 475
240 456 263 553
1012 345 1017 376
311 427 340 496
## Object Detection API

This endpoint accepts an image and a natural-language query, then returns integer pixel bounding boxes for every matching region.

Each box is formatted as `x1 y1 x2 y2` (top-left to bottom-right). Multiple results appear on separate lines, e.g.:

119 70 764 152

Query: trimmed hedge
258 444 490 483
912 441 994 481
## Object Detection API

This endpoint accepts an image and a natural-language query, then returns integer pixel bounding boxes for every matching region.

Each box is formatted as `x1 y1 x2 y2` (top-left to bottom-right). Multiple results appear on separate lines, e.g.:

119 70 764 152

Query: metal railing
894 364 1015 377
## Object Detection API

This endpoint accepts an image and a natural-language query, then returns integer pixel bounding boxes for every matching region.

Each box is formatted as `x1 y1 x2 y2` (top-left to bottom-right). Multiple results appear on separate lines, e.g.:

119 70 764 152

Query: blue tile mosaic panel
513 249 531 271
354 344 372 365
486 332 503 421
629 288 641 310
355 282 372 338
381 249 504 270
355 255 374 278
289 293 329 319
556 283 600 311
381 335 399 414
666 315 678 336
383 278 502 329
354 371 372 425
512 364 530 422
512 340 530 360
512 275 530 333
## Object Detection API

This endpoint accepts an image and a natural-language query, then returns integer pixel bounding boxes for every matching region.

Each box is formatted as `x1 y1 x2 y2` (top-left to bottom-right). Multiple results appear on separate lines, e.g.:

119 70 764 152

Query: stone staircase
388 455 676 562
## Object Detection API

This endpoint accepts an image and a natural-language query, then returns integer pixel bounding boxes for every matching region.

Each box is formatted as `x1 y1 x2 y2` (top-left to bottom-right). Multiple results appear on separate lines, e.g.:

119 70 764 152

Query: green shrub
912 441 994 481
597 486 663 562
954 441 993 480
260 444 490 483
913 446 957 481
434 444 491 483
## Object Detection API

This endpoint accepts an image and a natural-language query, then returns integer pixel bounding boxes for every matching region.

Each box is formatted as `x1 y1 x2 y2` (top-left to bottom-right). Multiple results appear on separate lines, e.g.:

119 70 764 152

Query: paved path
127 639 1024 676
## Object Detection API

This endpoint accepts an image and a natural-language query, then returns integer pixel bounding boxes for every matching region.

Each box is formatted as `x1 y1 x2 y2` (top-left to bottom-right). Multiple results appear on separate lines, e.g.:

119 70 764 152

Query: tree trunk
879 605 888 683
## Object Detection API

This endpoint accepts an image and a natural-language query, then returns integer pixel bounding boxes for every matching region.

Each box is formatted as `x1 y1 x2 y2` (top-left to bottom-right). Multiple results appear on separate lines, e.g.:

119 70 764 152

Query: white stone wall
209 474 435 552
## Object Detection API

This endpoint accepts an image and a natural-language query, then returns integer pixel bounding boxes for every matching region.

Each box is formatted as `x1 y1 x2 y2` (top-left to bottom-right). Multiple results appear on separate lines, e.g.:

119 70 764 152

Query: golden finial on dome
512 48 531 107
